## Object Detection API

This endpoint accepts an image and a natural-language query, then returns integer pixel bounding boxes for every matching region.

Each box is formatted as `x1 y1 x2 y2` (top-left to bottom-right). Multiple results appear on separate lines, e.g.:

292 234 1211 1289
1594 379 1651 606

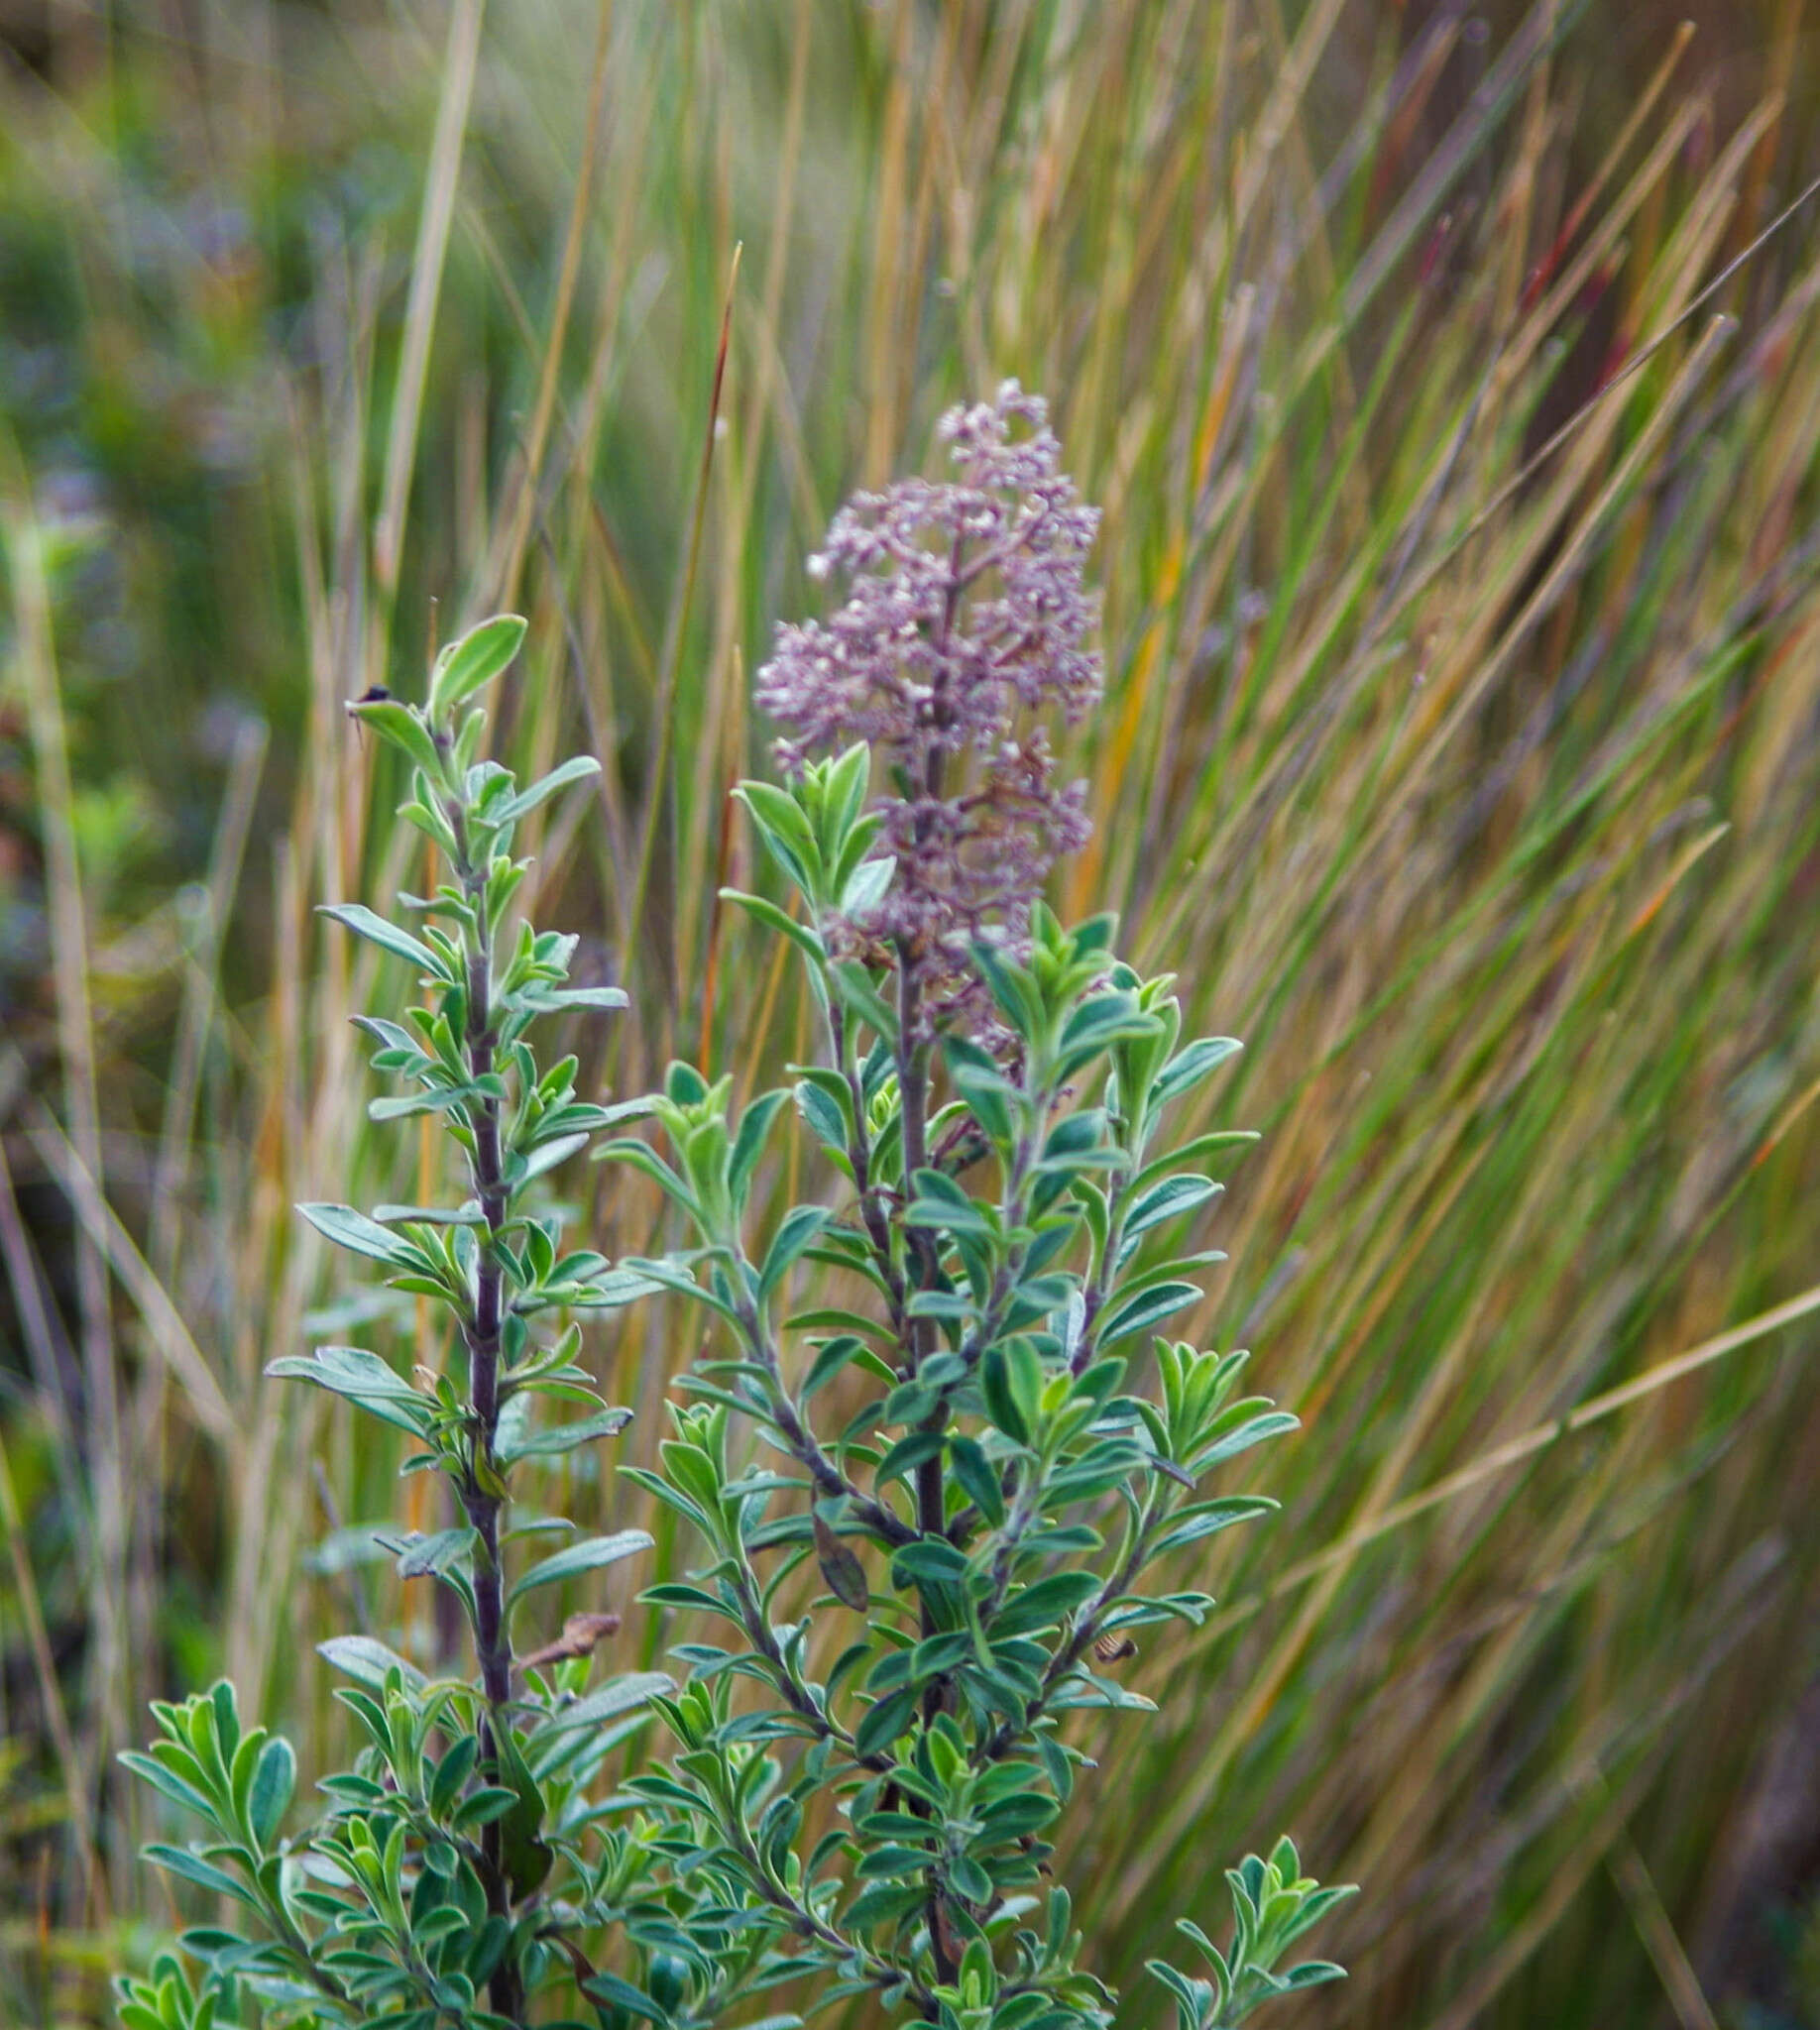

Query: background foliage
3 1 1820 2025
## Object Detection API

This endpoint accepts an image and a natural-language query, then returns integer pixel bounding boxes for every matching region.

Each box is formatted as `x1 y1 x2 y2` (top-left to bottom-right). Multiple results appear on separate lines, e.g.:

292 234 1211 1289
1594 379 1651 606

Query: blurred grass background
4 0 1820 2024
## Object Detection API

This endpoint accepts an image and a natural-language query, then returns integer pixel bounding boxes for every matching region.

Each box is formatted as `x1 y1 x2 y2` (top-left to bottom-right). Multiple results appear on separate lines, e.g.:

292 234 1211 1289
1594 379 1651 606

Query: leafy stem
448 805 524 2025
731 1290 918 1549
889 939 961 1989
830 1005 906 1312
723 1817 935 2017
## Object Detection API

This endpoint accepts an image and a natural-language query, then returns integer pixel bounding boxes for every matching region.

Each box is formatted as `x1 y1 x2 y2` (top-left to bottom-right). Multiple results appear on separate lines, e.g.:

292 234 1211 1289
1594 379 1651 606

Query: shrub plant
112 388 1349 2030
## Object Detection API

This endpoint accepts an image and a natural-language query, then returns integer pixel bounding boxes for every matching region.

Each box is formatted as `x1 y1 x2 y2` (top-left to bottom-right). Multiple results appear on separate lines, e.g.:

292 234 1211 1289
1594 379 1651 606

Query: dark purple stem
452 811 524 2027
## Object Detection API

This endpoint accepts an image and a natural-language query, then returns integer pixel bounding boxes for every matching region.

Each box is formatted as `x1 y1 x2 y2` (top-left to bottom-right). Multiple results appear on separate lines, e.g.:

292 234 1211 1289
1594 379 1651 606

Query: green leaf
1149 1497 1278 1555
730 1088 791 1206
992 1570 1100 1636
1123 1175 1221 1242
1188 1410 1300 1474
1133 1131 1260 1194
593 1140 700 1217
736 779 819 869
516 1130 591 1184
1154 1036 1243 1106
534 1671 672 1735
295 1203 425 1268
722 889 827 969
512 983 627 1013
793 1076 851 1156
117 1750 213 1823
368 1087 473 1123
559 1265 671 1309
614 1253 739 1322
1059 992 1157 1063
906 1289 972 1322
819 741 870 842
830 962 898 1041
265 1347 430 1435
789 1304 893 1341
1147 1958 1212 2030
1098 1280 1205 1345
346 698 444 779
372 1202 486 1226
949 1434 1005 1525
143 1845 258 1908
760 1205 831 1301
853 1685 918 1761
495 754 602 825
875 1430 946 1487
890 1537 968 1586
583 1972 671 2026
317 1635 425 1693
497 1409 632 1464
427 1734 480 1820
841 853 893 913
855 1840 937 1878
801 1334 868 1400
978 1791 1060 1839
247 1737 294 1849
491 1722 553 1897
388 1526 473 1578
429 613 527 714
980 1343 1030 1446
1280 1884 1359 1943
905 1168 993 1236
586 1097 658 1129
447 1787 515 1837
510 1529 652 1606
317 902 445 975
845 1879 928 1928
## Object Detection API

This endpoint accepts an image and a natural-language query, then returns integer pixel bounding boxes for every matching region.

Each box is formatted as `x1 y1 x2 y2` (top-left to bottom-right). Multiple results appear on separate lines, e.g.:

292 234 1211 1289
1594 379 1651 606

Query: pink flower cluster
756 383 1102 1037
